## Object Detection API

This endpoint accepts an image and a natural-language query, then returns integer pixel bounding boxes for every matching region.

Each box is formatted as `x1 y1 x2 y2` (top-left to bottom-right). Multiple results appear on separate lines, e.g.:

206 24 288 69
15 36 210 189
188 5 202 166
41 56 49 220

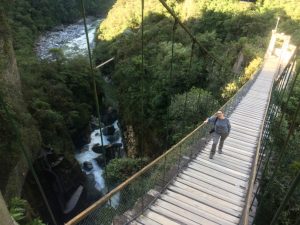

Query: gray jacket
208 116 231 134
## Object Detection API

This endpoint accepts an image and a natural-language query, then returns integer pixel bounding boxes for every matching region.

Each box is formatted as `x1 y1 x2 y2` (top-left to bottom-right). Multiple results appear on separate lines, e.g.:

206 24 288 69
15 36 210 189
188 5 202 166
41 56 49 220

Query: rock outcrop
0 5 41 200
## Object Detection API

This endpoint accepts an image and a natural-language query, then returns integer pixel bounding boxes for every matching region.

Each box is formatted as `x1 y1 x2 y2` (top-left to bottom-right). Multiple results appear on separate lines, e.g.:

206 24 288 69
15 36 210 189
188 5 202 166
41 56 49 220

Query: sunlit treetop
97 0 256 41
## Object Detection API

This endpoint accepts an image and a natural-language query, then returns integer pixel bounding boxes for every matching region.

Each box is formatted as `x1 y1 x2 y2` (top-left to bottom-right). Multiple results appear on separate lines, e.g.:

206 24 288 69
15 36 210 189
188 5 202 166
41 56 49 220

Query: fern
9 197 26 222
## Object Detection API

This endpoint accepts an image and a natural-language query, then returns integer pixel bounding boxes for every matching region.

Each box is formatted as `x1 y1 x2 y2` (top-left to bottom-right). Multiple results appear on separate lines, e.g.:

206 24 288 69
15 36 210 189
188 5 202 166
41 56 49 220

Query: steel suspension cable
140 0 145 211
183 41 195 130
140 0 145 158
80 0 108 192
158 0 235 78
166 19 177 148
0 93 58 225
181 40 195 164
163 19 177 184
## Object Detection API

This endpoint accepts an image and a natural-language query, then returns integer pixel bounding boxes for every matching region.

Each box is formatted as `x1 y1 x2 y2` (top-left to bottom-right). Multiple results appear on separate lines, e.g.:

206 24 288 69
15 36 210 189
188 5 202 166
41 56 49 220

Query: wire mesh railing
249 49 299 225
65 63 262 225
242 48 297 225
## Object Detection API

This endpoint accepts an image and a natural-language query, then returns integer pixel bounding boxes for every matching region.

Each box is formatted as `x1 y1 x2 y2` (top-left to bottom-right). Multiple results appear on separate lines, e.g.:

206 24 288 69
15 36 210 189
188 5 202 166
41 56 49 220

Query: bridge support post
266 30 277 57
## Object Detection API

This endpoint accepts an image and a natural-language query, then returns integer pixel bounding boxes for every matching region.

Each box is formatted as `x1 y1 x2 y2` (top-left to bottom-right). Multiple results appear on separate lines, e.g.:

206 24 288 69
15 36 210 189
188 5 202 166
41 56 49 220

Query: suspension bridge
1 0 298 225
59 0 300 224
128 47 295 225
64 13 297 225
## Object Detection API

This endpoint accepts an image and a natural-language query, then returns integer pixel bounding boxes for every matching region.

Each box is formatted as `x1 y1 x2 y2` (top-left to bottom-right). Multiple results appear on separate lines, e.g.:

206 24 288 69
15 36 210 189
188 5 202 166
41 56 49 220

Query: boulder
91 143 105 154
103 125 115 136
83 161 93 171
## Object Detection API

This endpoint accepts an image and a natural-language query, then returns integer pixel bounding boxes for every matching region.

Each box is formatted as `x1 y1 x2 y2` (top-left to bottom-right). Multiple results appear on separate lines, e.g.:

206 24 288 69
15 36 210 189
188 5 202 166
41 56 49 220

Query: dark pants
210 132 229 157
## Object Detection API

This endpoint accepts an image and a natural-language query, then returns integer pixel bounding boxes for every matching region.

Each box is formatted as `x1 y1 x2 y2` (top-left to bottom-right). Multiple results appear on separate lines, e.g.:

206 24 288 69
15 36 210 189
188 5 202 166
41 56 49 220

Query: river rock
95 155 105 167
103 125 115 136
91 143 105 154
83 161 93 171
107 130 121 143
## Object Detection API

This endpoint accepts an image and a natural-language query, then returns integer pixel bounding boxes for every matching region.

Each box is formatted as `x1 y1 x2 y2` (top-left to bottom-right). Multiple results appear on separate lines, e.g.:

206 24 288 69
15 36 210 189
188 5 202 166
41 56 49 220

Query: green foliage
222 57 262 99
169 87 219 141
96 0 296 155
9 197 26 222
21 56 104 152
9 197 46 225
26 219 46 225
106 158 148 183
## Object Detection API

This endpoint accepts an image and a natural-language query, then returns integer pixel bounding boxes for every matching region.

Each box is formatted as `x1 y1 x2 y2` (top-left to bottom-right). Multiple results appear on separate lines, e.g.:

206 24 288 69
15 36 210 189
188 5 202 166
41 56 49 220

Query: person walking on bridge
204 110 231 159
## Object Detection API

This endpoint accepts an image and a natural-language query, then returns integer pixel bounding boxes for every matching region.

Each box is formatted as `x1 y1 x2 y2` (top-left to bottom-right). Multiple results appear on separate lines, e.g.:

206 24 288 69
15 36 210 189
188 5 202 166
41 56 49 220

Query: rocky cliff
0 5 41 201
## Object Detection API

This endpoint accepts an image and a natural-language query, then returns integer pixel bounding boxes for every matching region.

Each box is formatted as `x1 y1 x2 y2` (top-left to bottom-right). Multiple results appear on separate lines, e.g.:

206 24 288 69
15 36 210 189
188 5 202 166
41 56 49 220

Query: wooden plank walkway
131 56 281 225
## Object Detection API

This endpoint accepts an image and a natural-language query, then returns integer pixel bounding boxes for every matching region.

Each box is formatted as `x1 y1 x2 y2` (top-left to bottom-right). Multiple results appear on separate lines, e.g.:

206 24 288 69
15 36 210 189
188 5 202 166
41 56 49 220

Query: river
35 17 121 221
35 17 102 59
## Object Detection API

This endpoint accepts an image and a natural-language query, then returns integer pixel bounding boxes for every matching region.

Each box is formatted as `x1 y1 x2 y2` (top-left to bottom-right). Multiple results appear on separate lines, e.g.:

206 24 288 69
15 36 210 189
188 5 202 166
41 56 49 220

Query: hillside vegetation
94 0 300 156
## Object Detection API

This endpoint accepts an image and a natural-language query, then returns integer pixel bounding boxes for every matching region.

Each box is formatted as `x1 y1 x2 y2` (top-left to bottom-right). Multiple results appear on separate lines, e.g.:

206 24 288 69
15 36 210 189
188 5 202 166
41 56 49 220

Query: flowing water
35 17 102 59
35 17 121 215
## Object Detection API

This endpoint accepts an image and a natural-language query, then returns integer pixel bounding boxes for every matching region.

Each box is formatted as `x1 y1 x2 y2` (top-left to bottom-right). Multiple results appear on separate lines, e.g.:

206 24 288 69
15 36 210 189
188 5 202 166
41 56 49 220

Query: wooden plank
230 115 263 125
226 137 257 149
136 215 162 225
172 179 245 211
225 141 256 154
236 101 267 108
191 158 249 180
229 132 257 143
151 205 201 225
230 115 262 124
154 199 218 225
229 127 259 138
178 173 245 198
238 104 266 109
201 148 252 166
145 210 180 225
164 190 240 224
129 221 143 225
175 178 243 205
195 154 251 174
230 120 261 131
229 118 262 126
189 162 248 183
168 185 242 217
205 137 256 152
160 194 236 225
231 111 264 119
229 123 260 133
238 100 267 106
242 96 268 102
232 111 265 118
205 144 255 162
222 143 255 157
224 141 255 154
181 170 245 196
243 95 268 101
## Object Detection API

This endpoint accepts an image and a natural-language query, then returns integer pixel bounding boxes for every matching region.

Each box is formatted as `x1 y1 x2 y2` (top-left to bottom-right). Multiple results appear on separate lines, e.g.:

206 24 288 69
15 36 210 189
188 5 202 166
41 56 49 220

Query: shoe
218 149 222 154
209 152 214 159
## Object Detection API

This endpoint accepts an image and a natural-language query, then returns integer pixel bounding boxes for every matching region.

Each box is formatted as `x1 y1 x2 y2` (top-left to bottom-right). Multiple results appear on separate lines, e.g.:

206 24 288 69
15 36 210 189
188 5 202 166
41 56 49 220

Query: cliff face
0 6 41 200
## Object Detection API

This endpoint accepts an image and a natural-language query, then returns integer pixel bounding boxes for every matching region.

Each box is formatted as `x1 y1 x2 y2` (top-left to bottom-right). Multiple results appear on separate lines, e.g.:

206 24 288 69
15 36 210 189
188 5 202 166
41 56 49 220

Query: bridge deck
131 56 280 225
